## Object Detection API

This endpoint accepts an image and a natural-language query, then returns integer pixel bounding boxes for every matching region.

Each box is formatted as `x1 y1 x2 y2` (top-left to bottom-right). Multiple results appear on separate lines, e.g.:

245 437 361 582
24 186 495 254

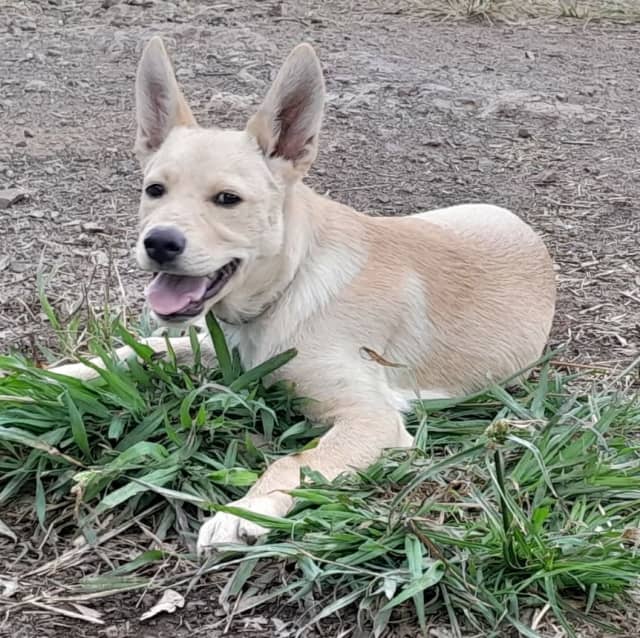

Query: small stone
0 188 27 209
0 577 19 597
23 129 34 138
24 80 48 93
81 221 106 233
268 2 283 17
28 210 45 218
534 169 558 186
555 93 568 102
9 261 30 274
92 250 109 266
17 20 36 31
517 127 532 138
525 50 536 60
15 140 27 147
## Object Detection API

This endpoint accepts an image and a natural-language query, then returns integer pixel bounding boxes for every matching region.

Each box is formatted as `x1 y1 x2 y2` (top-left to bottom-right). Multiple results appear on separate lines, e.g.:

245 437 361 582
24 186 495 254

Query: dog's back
290 200 555 400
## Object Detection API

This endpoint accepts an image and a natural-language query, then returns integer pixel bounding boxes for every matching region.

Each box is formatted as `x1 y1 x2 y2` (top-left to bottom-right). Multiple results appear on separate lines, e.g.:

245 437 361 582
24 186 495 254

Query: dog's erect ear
247 43 324 176
134 37 197 164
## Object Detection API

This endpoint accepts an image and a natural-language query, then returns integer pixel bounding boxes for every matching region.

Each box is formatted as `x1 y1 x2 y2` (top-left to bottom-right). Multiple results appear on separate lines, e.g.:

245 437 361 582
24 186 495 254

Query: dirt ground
1 0 640 636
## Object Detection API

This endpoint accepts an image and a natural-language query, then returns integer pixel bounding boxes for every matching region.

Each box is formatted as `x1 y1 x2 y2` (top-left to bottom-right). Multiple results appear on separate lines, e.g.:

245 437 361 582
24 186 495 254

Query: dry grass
411 0 640 23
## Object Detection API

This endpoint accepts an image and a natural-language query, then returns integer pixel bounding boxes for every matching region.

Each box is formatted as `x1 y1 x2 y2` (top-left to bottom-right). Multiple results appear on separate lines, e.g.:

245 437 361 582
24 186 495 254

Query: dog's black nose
143 227 186 264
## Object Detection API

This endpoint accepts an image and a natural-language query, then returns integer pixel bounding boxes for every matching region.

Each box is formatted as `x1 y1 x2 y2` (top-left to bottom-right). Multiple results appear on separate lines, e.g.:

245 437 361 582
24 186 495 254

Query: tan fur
50 38 556 554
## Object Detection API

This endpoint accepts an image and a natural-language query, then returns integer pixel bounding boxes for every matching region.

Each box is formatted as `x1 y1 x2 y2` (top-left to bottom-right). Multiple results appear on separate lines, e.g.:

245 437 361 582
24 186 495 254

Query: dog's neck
213 182 326 325
214 182 367 328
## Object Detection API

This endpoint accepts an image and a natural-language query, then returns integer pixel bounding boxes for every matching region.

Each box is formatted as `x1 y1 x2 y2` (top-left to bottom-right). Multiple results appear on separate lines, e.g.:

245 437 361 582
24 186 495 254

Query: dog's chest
222 320 289 373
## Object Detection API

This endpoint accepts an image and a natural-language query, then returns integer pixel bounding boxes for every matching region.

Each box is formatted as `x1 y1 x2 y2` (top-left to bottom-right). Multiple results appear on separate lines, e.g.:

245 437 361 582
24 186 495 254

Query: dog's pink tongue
145 273 208 315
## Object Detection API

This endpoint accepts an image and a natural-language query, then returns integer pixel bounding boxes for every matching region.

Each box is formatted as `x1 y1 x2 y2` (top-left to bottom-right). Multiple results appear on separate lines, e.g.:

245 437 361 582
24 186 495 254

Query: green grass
1 310 640 636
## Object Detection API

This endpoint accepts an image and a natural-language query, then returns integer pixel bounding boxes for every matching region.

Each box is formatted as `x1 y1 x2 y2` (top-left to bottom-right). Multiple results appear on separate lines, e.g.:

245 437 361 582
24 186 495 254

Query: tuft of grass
1 304 640 636
410 0 640 23
196 369 640 637
0 317 319 546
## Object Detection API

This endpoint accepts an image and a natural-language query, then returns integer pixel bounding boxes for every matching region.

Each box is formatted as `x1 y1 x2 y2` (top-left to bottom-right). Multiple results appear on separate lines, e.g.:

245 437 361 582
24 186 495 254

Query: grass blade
206 312 233 385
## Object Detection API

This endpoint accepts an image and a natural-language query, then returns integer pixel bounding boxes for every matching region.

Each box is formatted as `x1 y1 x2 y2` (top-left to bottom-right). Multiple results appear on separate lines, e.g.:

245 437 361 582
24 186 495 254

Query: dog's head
133 37 325 324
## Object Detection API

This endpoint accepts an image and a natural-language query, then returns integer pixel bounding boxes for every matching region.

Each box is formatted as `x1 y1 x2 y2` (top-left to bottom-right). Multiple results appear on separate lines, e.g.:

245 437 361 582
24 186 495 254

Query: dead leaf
140 589 185 621
69 603 103 622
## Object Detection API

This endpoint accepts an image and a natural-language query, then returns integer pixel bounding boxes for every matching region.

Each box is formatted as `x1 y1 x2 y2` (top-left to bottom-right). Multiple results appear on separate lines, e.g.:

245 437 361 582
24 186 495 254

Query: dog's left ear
247 43 325 176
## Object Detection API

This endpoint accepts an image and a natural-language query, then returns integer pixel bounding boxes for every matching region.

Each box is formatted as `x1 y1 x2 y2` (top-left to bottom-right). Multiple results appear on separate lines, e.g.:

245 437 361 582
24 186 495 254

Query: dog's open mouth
145 259 240 320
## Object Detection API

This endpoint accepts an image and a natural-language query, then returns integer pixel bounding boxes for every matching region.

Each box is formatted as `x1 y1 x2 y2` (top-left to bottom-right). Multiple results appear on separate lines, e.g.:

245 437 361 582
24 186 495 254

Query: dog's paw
46 362 101 381
196 494 289 557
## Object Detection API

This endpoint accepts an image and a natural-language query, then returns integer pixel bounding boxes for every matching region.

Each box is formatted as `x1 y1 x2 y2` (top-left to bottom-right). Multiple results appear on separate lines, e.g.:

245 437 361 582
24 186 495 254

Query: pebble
24 80 48 93
534 169 558 186
82 221 106 233
9 262 30 274
92 250 109 266
0 188 27 210
16 20 36 31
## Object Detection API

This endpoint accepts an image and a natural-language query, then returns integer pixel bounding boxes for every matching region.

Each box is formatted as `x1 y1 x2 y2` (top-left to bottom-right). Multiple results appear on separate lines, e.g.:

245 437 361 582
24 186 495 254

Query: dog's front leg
48 335 216 381
197 407 413 554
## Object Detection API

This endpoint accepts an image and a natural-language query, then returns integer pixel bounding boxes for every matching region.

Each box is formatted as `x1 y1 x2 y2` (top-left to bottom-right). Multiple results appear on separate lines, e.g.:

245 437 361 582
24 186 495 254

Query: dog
50 37 556 555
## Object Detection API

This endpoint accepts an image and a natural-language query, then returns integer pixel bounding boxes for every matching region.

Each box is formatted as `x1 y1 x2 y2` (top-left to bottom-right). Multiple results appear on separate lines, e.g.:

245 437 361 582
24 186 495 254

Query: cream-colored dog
51 37 556 555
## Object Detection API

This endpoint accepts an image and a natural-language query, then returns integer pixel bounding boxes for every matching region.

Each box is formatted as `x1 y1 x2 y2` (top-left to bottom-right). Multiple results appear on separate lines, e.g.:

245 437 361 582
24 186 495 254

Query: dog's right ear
134 37 197 165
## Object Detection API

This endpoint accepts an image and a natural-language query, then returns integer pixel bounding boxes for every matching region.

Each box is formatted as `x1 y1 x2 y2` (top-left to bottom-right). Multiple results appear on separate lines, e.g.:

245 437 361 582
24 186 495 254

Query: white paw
47 362 101 381
196 494 289 557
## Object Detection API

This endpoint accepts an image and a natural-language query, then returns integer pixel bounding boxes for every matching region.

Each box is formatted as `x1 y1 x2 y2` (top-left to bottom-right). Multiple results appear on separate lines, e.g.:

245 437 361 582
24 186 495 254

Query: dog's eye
145 183 166 198
213 191 242 207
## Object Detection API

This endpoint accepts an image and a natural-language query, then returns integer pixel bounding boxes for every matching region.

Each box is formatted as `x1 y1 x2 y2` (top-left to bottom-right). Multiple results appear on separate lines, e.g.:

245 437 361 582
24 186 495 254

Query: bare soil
1 1 640 636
